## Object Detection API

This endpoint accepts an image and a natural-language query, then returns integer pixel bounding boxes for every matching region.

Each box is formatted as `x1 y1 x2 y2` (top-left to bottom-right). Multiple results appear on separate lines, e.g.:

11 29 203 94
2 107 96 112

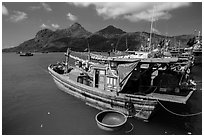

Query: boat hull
19 53 33 56
193 52 202 65
48 66 158 120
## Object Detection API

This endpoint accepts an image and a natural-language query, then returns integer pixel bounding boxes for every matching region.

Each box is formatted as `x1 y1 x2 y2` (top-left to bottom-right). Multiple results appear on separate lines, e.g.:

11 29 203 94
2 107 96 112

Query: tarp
117 61 139 90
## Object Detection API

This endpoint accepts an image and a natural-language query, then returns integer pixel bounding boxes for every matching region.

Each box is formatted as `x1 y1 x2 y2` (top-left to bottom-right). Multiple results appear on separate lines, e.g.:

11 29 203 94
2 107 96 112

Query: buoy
48 112 50 115
187 132 192 135
143 119 149 123
40 124 43 128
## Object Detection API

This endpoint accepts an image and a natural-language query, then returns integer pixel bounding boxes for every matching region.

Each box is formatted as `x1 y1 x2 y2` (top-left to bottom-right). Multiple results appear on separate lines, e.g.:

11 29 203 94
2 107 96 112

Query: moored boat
48 48 196 120
192 38 202 65
19 52 33 56
188 30 202 65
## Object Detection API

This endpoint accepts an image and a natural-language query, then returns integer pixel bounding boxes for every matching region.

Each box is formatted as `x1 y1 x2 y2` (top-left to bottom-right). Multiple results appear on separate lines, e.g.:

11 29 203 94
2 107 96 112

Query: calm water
2 53 202 135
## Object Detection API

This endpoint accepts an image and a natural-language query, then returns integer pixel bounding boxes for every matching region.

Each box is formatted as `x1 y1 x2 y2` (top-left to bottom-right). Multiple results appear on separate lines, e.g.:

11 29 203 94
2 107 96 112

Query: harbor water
2 53 202 135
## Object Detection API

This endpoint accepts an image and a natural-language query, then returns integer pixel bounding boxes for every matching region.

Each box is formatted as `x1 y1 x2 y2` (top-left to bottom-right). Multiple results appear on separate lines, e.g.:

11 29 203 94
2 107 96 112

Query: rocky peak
35 29 53 37
34 28 62 45
95 25 126 38
70 22 82 30
58 22 91 38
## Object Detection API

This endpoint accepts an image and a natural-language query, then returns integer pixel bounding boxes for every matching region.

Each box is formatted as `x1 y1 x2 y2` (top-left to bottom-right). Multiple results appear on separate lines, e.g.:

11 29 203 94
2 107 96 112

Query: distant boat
48 48 196 120
42 51 49 54
19 52 33 56
192 31 202 65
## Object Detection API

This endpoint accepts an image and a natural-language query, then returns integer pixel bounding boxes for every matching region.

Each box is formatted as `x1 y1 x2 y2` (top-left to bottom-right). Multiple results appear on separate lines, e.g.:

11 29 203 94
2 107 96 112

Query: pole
87 39 91 61
65 48 71 73
149 6 155 51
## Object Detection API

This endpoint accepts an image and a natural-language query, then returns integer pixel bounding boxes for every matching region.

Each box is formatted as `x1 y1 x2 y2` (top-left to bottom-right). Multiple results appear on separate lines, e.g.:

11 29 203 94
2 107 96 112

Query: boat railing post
116 75 120 95
65 48 71 73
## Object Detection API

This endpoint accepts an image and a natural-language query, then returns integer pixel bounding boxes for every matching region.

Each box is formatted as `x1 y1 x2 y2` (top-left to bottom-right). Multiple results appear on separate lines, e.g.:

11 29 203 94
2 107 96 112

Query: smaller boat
19 52 33 56
187 30 202 65
95 110 127 131
42 51 49 53
192 37 202 65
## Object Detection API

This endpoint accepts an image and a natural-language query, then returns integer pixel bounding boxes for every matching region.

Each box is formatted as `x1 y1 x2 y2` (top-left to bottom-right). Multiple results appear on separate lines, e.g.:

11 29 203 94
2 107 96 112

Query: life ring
187 68 190 74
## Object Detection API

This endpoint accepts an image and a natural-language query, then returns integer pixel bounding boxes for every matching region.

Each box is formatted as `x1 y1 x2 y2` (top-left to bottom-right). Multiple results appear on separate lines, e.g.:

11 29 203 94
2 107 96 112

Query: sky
2 2 202 49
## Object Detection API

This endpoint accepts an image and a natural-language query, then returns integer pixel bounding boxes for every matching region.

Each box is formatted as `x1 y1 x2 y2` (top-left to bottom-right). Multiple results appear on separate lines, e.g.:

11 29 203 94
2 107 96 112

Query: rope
128 87 158 117
157 100 202 117
125 122 134 133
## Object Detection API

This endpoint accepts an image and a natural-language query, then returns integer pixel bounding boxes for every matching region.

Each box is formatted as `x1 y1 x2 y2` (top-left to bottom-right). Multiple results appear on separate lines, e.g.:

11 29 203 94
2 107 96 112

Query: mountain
34 29 64 47
2 39 38 52
55 22 92 38
2 22 195 52
95 25 126 38
3 22 92 52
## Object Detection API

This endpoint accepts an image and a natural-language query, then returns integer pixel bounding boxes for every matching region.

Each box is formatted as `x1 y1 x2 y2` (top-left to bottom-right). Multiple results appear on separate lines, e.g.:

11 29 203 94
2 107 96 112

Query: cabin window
110 78 113 85
99 76 104 83
113 78 117 85
141 64 149 69
107 77 117 87
99 70 105 75
107 77 110 84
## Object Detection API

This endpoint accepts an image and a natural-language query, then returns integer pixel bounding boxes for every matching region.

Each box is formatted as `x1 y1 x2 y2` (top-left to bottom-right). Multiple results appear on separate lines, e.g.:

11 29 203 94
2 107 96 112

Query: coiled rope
157 100 202 117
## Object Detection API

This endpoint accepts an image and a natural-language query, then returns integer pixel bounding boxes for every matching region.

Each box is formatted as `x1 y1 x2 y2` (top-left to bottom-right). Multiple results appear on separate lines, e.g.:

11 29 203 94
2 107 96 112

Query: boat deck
146 91 194 104
64 68 81 82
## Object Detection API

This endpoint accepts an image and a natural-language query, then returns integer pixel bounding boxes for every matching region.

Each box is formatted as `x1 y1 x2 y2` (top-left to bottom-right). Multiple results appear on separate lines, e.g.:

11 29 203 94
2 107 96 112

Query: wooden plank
146 91 194 104
140 58 178 63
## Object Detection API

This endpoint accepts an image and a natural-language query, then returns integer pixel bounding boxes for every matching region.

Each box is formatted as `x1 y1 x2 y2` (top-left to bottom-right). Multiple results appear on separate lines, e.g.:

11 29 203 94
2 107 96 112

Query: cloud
40 23 51 29
51 24 60 29
72 2 191 22
30 3 52 12
2 4 9 15
9 11 27 22
30 5 41 10
40 23 60 30
67 12 78 21
41 2 52 12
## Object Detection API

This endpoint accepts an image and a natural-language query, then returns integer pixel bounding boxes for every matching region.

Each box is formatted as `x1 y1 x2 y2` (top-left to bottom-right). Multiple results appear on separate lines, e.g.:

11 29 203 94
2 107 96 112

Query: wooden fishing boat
19 52 33 56
188 30 202 65
192 39 202 65
48 49 196 120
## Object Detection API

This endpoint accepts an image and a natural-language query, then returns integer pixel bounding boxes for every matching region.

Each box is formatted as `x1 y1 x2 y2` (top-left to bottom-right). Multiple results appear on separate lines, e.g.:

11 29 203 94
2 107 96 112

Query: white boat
48 49 196 120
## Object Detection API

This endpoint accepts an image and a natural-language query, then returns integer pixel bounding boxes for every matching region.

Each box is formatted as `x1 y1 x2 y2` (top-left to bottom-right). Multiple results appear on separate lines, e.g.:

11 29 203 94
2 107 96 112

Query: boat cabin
91 61 120 92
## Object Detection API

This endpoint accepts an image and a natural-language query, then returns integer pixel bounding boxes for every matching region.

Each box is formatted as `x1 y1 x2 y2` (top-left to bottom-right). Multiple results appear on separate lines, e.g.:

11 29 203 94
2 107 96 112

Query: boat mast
125 35 128 51
87 39 91 61
149 6 155 51
115 37 121 53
